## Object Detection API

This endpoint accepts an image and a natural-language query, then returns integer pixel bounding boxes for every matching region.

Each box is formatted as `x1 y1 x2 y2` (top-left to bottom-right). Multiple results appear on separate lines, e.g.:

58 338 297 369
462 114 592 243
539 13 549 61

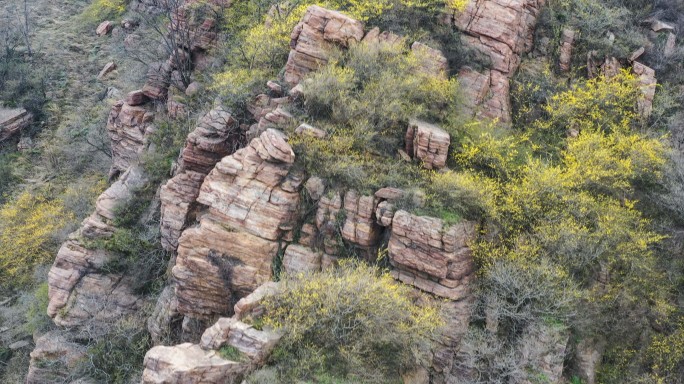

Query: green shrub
262 261 444 382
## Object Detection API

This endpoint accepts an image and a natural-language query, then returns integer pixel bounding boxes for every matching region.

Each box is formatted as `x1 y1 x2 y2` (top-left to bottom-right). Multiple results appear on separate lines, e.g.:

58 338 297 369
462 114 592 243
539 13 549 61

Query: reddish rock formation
106 100 155 178
405 119 450 170
0 108 32 142
452 0 547 123
284 5 365 84
172 130 301 318
159 107 240 251
47 167 148 326
199 318 281 363
388 210 476 300
315 190 382 255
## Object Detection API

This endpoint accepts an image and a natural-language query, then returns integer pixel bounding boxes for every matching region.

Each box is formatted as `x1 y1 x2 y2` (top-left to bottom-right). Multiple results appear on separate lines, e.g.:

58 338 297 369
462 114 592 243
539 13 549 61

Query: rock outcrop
142 282 282 383
160 107 240 251
388 210 476 300
452 0 547 122
106 100 155 178
172 129 301 319
284 5 365 84
47 167 148 326
0 107 32 142
559 28 575 72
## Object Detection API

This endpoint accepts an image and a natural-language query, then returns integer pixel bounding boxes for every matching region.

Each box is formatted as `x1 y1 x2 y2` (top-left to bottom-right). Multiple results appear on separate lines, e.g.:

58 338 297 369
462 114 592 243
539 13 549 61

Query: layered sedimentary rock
388 210 476 300
172 129 301 318
0 107 32 142
453 0 547 122
160 107 240 251
282 244 323 273
633 61 657 117
315 190 382 255
106 100 155 177
47 167 148 326
143 281 282 383
284 5 365 84
405 119 450 170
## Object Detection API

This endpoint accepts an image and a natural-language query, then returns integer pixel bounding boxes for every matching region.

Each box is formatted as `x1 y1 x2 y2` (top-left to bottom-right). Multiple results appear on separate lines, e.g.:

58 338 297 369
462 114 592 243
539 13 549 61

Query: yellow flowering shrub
262 261 444 382
0 192 74 288
81 0 128 24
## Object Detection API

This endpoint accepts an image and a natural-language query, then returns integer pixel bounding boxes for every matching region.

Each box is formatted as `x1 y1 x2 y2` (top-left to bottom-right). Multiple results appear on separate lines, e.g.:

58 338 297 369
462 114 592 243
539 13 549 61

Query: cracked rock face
388 210 476 300
160 107 240 252
284 5 365 85
172 130 301 319
453 0 547 123
27 331 87 384
405 119 450 170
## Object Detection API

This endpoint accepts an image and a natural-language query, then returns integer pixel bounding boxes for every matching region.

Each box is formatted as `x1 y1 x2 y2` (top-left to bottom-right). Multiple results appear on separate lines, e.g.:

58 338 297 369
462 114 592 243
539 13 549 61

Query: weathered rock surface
233 282 280 321
143 61 173 100
160 107 240 251
27 331 87 384
96 20 113 36
148 285 182 346
405 119 450 170
315 190 382 254
284 5 365 84
282 244 323 273
452 0 547 123
142 343 246 384
172 130 301 318
200 318 282 363
106 100 155 177
0 108 32 142
388 211 476 300
47 167 148 326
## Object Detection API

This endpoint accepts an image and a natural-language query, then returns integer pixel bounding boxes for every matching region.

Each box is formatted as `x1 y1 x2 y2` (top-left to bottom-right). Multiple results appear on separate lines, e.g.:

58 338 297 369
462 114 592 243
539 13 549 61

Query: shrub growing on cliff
262 261 444 382
0 192 74 289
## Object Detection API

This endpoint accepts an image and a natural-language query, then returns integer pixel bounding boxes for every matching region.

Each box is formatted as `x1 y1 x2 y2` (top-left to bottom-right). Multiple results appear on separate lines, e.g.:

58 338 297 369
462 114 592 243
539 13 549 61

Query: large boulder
284 5 364 84
27 331 86 384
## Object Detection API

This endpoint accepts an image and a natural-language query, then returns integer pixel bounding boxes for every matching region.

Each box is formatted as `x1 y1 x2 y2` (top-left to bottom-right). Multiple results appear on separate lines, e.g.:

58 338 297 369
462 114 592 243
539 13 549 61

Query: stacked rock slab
143 282 282 383
106 100 155 178
26 331 87 384
172 129 301 319
387 210 476 301
453 0 547 123
284 5 365 84
160 107 240 251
